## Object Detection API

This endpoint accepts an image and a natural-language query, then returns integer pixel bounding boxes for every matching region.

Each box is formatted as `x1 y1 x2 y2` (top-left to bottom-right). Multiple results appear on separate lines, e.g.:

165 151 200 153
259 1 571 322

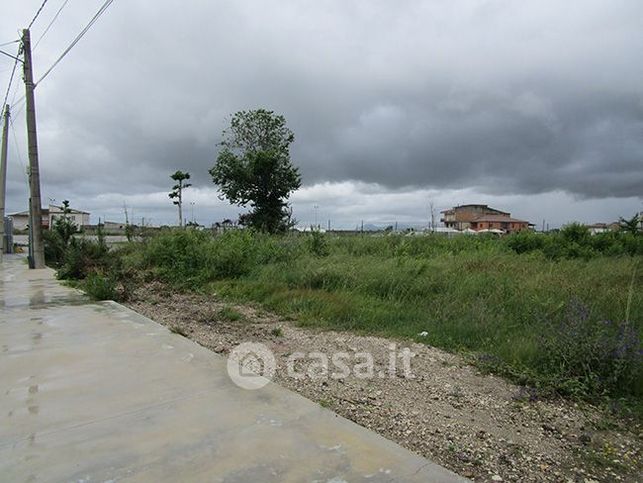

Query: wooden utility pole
22 29 45 268
0 105 9 256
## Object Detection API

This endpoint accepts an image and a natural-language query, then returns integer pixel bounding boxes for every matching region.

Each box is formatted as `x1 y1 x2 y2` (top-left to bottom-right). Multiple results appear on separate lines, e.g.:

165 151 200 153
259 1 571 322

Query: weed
81 272 118 301
306 230 330 257
169 325 188 337
218 306 244 322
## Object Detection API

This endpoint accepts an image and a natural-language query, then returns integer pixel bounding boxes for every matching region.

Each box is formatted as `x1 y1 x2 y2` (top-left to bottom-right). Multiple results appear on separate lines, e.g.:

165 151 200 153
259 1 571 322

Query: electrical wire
11 96 27 120
0 49 21 62
2 0 53 111
9 116 30 185
2 51 20 111
35 0 115 87
0 40 19 48
34 0 72 50
28 0 51 30
10 80 23 106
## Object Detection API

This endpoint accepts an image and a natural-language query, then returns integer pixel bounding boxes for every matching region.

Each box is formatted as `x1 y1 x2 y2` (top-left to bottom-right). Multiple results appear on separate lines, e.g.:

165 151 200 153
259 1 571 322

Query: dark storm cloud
324 89 643 197
1 0 642 223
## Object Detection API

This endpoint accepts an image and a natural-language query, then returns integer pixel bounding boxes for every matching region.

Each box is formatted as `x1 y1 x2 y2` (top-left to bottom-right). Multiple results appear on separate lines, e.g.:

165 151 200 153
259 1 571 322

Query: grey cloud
1 0 642 224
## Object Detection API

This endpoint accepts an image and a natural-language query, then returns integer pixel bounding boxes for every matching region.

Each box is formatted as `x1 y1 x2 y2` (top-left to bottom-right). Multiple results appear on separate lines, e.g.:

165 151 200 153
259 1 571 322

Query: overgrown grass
214 247 641 400
47 227 643 409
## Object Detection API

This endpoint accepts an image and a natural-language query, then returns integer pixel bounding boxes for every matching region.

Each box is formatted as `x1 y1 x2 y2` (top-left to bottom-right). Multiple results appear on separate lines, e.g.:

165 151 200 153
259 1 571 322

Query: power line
35 0 115 87
11 96 27 120
8 116 29 186
1 0 52 111
10 80 23 106
28 0 51 30
0 40 19 48
0 48 21 62
2 50 20 113
34 0 72 50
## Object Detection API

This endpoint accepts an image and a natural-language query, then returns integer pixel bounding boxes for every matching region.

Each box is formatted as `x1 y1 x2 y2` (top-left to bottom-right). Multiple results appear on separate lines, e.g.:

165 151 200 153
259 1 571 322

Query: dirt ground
125 282 642 482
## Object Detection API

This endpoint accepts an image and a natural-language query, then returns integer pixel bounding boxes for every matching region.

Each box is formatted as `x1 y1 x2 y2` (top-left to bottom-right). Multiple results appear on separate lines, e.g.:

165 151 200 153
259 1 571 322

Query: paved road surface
0 255 466 482
12 234 132 246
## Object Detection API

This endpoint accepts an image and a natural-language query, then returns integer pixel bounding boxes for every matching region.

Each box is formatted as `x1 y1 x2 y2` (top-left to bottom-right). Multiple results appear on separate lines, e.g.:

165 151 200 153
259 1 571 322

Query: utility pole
0 105 9 256
429 199 436 232
22 29 45 268
313 204 319 229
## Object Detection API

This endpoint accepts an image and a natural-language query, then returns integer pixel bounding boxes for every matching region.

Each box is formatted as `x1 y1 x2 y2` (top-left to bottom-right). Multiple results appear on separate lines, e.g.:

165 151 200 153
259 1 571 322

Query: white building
48 204 90 227
9 204 90 231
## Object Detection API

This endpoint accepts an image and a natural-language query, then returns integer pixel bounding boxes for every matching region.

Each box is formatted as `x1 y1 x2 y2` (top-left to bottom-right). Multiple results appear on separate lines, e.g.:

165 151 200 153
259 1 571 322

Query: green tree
43 200 78 267
54 200 78 248
168 171 191 227
619 213 641 235
209 109 301 233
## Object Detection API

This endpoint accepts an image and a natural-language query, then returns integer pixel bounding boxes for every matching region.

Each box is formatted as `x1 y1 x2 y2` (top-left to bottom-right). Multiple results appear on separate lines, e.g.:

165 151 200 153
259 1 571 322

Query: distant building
9 204 90 231
8 209 48 231
440 204 532 233
49 204 90 227
212 219 239 234
102 221 125 230
585 222 620 235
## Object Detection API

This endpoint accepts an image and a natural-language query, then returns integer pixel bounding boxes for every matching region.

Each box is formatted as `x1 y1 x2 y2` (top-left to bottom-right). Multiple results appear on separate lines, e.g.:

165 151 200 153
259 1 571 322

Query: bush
134 229 298 287
504 226 641 260
140 229 213 286
209 230 260 278
504 231 545 254
56 238 110 280
560 222 590 244
536 300 642 398
306 230 330 257
81 272 118 301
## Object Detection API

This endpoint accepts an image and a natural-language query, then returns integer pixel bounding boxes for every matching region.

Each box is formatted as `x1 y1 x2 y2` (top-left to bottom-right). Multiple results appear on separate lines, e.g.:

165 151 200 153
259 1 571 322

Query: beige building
440 204 532 233
9 204 90 231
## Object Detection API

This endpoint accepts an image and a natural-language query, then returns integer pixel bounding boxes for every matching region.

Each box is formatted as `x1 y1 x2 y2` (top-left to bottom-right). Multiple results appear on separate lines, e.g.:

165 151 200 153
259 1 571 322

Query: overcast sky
2 0 642 228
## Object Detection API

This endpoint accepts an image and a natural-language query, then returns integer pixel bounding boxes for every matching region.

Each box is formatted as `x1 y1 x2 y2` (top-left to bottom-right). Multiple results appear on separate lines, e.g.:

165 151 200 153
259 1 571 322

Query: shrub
536 300 642 398
140 229 212 286
43 229 67 267
504 227 640 260
81 272 118 301
560 223 590 244
504 231 545 254
57 238 110 280
209 230 259 278
306 230 330 257
133 229 298 287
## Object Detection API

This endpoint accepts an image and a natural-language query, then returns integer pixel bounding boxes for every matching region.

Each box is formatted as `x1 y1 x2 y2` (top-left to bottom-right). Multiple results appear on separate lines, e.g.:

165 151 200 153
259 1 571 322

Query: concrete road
0 255 467 482
12 234 133 246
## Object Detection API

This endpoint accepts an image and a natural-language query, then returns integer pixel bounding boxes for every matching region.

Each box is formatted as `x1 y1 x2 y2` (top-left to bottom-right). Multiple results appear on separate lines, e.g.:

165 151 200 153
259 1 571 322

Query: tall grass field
51 227 643 410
